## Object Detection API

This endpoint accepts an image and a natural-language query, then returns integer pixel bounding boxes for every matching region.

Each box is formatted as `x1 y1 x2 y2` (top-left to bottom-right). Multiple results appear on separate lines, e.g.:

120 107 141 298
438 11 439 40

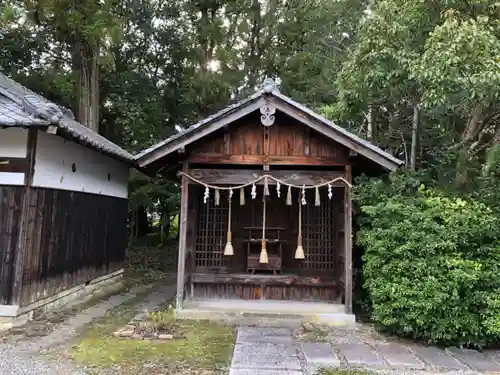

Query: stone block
446 347 500 372
375 343 424 369
233 342 296 357
229 370 302 375
158 333 173 340
409 345 468 370
335 343 384 367
231 353 302 371
300 342 341 367
238 326 292 337
237 334 294 345
113 329 134 337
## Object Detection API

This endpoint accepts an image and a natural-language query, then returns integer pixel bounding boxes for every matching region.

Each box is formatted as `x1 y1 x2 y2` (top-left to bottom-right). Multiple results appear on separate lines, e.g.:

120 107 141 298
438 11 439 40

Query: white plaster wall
33 131 129 198
0 128 28 185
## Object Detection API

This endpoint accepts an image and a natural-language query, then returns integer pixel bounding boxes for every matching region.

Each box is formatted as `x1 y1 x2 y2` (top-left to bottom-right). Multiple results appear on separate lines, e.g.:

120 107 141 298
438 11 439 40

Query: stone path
0 283 175 375
229 326 500 374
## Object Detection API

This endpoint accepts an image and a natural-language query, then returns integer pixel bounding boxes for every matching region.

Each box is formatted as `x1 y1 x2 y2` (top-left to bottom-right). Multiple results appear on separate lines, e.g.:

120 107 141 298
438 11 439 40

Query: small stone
302 322 314 331
158 333 174 340
113 329 134 337
131 333 143 340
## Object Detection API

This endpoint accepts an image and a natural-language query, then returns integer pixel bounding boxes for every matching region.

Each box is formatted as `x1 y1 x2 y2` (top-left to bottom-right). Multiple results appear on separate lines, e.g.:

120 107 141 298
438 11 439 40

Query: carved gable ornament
260 102 276 127
260 78 278 127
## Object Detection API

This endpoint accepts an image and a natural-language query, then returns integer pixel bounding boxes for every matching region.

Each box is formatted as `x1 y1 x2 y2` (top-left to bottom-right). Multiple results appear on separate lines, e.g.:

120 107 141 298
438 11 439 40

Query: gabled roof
135 79 404 171
0 72 134 163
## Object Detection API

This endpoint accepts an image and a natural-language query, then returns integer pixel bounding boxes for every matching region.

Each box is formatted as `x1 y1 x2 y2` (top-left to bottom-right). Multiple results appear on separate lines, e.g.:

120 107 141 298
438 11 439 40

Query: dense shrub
357 182 500 348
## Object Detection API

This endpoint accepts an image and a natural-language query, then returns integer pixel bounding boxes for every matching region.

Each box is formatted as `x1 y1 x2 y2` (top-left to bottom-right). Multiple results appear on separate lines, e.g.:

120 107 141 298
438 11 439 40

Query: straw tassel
286 185 292 206
240 187 245 206
315 186 320 207
263 176 270 196
224 193 234 256
260 197 268 264
215 189 220 206
295 200 305 259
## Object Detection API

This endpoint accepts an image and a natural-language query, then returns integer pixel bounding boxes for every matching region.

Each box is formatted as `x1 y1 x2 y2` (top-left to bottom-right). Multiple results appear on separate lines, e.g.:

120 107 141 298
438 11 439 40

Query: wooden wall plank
186 114 352 167
17 187 127 307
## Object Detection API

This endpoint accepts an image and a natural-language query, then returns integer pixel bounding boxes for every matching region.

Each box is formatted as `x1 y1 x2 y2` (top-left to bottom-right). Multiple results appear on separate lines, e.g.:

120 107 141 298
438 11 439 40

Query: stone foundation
0 269 124 332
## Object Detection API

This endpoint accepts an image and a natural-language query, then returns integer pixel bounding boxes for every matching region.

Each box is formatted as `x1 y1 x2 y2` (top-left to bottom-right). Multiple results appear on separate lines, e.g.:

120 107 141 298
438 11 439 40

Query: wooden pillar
176 162 189 310
344 165 353 314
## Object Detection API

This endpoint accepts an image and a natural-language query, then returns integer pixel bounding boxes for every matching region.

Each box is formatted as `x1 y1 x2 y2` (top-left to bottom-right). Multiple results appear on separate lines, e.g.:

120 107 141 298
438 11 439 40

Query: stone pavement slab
409 345 468 370
446 347 500 372
300 342 341 367
233 342 296 356
229 370 303 375
236 326 294 345
375 342 424 369
237 326 292 337
335 343 385 367
485 350 500 366
237 335 295 344
231 353 302 370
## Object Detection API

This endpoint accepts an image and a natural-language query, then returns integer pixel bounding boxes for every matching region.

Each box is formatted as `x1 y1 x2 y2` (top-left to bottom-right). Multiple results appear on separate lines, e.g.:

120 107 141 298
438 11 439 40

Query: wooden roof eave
135 88 404 173
268 96 403 172
135 96 267 169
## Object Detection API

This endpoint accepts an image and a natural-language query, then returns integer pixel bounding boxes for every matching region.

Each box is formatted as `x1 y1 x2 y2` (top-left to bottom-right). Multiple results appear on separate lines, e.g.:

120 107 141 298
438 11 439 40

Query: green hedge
357 184 500 347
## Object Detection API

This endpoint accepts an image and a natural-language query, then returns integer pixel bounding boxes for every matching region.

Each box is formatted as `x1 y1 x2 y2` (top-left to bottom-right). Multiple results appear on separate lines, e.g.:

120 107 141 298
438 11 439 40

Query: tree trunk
89 44 100 132
72 39 99 132
410 104 420 171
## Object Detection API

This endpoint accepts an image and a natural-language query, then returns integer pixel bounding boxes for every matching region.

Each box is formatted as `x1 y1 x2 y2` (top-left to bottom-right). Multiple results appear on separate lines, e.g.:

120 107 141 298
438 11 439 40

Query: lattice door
301 189 339 271
195 193 229 269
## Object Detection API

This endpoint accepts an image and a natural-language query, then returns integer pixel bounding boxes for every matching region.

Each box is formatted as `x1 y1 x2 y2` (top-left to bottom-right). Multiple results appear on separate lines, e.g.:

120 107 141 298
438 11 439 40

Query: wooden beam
176 162 189 310
0 158 29 173
344 165 353 314
188 154 347 166
270 97 400 171
137 97 266 168
11 128 38 305
189 169 346 186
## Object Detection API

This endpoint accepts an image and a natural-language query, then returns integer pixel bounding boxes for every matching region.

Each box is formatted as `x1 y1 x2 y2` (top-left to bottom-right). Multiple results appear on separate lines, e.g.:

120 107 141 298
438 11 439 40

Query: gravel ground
0 284 155 375
372 370 481 375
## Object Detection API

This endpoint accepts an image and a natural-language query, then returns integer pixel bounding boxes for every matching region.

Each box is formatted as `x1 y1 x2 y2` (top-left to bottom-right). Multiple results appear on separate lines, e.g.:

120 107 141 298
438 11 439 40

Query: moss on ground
71 299 235 373
298 325 330 342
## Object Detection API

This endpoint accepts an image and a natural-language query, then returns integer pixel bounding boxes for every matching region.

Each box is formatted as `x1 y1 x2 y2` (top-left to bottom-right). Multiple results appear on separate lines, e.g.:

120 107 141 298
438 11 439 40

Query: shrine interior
189 184 347 303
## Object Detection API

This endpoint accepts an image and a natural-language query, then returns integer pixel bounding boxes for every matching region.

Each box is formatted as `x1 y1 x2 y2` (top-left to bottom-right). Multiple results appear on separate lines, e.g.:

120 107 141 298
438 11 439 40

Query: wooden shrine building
136 79 403 321
0 73 133 326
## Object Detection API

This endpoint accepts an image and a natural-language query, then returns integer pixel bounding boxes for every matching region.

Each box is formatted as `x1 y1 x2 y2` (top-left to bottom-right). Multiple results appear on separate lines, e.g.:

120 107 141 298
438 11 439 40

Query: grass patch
71 302 235 372
321 370 375 375
300 325 330 342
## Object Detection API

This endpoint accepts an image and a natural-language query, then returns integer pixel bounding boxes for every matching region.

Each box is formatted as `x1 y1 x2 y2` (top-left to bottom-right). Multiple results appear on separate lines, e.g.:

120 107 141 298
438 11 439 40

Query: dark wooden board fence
0 186 24 304
18 188 127 307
